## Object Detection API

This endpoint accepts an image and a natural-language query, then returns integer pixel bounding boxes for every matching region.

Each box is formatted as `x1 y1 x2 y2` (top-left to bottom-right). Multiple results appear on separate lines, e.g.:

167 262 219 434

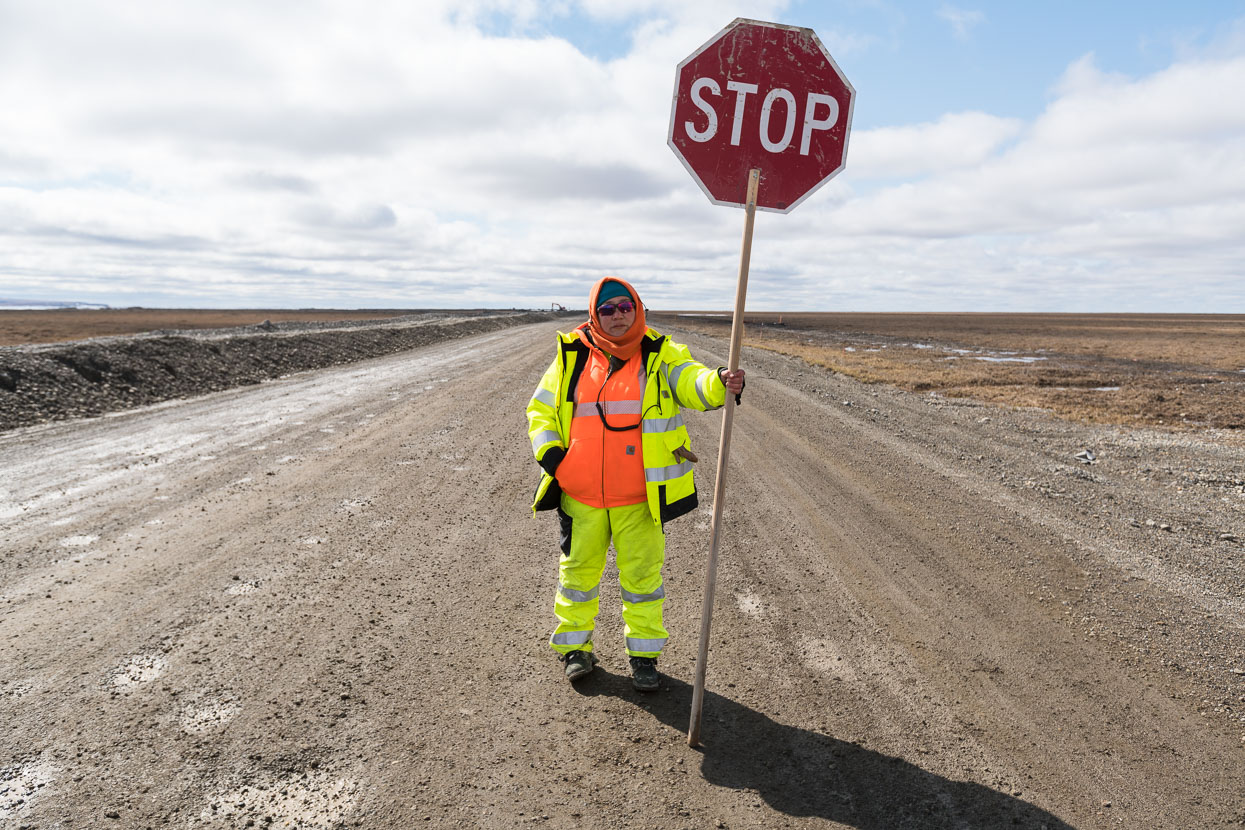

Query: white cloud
753 49 1245 310
850 112 1023 178
0 2 1242 312
936 5 984 41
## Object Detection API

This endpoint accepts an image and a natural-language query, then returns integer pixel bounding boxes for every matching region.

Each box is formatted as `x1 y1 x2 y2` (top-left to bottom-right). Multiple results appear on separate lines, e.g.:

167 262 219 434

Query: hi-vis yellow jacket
527 326 727 525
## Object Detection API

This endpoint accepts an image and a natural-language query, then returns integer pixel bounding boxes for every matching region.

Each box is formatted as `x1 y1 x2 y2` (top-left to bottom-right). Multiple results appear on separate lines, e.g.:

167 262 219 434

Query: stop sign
668 18 855 213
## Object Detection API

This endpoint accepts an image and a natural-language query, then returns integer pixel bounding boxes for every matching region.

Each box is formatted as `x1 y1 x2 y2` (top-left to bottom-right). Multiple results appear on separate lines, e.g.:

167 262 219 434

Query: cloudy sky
1 1 1243 312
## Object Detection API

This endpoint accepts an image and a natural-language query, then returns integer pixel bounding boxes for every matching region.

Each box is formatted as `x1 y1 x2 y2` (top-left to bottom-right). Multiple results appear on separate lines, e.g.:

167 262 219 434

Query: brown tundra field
649 311 1245 434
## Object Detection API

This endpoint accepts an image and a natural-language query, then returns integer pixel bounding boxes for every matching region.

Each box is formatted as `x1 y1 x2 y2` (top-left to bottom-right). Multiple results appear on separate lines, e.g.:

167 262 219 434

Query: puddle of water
975 356 1047 363
1093 386 1120 391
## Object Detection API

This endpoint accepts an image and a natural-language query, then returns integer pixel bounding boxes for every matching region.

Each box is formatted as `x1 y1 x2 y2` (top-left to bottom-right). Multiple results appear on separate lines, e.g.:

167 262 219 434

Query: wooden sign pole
688 167 761 747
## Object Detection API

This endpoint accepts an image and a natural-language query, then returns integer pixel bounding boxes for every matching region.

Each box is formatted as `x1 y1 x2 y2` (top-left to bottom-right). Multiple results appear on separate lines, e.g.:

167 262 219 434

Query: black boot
629 656 659 692
562 650 598 682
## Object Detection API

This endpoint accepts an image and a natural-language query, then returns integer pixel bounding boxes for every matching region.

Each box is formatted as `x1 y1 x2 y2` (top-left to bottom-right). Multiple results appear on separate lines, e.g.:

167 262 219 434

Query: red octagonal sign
668 18 855 213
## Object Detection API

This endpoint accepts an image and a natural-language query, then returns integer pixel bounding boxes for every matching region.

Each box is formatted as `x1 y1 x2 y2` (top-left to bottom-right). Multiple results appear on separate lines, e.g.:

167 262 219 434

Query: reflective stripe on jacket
556 348 647 507
527 326 727 524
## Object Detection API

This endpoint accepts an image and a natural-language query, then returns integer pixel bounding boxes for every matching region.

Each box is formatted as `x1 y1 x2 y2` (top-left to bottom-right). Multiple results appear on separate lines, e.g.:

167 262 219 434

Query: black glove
538 446 566 476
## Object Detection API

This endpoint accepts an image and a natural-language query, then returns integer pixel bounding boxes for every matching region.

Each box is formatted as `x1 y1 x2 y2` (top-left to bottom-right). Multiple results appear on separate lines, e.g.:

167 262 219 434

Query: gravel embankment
0 311 565 431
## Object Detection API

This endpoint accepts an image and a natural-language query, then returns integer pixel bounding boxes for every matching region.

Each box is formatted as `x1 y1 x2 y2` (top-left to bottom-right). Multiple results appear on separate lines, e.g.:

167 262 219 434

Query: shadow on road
575 671 1077 830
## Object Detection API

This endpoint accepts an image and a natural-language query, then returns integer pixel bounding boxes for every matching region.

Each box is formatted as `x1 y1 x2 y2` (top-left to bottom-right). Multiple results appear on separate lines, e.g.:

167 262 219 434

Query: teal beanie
595 281 633 309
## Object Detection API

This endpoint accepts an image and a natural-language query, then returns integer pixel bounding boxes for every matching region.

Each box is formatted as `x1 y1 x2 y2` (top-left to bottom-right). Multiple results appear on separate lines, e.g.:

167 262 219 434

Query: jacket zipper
599 354 609 506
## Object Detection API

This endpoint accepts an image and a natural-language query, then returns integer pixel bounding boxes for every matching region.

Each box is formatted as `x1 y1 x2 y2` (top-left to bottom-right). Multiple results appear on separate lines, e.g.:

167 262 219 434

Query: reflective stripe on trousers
621 585 665 603
626 636 668 653
551 629 593 647
550 493 668 658
559 583 600 603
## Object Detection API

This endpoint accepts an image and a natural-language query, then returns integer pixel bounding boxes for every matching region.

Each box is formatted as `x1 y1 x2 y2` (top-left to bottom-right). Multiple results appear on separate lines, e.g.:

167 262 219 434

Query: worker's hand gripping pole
688 167 760 747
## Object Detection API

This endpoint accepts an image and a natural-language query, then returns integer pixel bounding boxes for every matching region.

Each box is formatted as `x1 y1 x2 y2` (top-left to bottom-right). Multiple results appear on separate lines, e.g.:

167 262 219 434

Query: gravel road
1 319 1241 829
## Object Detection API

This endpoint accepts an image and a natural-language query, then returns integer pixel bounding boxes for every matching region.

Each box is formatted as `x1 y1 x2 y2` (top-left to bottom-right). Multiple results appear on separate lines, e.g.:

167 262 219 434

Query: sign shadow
575 672 1077 829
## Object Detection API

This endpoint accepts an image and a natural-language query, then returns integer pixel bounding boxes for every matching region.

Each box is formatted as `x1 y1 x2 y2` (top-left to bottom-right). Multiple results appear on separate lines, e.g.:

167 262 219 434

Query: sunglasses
598 301 636 317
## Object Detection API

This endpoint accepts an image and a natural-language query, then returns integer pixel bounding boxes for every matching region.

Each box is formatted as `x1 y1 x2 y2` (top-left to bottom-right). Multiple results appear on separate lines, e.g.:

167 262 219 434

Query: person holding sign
527 277 745 691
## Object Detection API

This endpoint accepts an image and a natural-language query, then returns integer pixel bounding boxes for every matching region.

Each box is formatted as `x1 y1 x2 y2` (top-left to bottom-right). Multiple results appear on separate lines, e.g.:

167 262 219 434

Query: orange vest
554 348 647 508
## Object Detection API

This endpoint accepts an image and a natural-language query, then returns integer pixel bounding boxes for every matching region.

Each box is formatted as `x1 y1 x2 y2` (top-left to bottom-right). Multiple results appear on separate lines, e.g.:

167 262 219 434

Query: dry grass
651 312 1245 431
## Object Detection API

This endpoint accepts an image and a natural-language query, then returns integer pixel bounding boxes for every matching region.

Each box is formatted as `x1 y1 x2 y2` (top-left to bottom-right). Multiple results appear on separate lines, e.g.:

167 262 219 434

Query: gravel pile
0 311 563 432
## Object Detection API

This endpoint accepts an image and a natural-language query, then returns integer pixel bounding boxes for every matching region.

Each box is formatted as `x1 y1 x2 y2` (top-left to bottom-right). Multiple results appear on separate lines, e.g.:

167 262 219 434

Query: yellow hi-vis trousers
550 493 669 659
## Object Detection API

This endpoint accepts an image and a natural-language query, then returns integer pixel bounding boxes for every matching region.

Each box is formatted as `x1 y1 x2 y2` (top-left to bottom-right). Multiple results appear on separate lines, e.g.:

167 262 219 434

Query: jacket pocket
554 437 598 501
661 427 692 459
